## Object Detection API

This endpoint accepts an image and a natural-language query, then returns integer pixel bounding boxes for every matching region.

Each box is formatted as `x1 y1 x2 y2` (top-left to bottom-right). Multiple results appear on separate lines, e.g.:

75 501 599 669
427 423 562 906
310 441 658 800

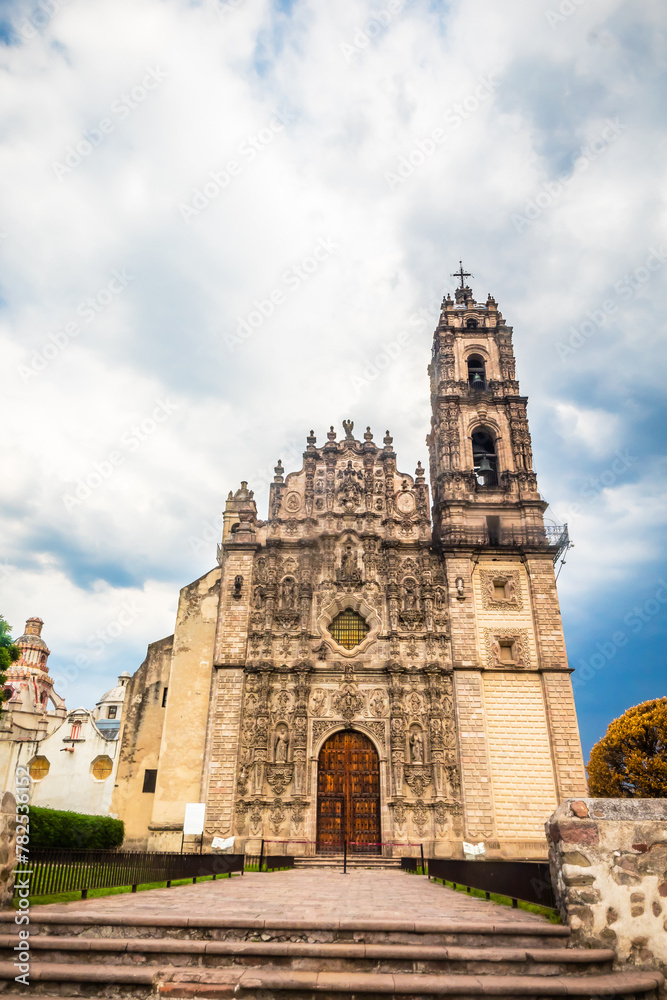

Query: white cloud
1 0 665 716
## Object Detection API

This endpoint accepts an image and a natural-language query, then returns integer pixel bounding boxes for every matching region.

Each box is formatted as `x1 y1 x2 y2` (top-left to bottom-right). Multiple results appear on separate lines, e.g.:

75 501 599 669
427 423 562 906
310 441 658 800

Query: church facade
113 279 588 859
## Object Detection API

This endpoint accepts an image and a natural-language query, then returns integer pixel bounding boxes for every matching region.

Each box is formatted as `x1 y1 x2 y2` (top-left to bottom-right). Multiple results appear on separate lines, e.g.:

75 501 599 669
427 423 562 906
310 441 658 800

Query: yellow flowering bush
587 697 667 797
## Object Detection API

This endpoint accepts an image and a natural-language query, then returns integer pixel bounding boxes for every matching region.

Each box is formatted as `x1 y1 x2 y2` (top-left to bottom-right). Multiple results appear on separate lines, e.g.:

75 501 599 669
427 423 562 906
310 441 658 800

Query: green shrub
29 806 124 850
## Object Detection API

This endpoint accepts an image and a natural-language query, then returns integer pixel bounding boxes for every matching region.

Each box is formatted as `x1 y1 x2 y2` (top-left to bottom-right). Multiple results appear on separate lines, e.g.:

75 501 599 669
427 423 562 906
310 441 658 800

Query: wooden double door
317 730 380 854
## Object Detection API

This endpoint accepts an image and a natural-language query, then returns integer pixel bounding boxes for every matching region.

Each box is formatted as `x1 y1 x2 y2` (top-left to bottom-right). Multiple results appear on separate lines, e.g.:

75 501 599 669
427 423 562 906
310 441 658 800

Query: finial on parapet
364 426 373 442
342 419 354 440
415 461 425 484
274 460 284 483
327 425 337 442
306 430 317 450
383 430 393 451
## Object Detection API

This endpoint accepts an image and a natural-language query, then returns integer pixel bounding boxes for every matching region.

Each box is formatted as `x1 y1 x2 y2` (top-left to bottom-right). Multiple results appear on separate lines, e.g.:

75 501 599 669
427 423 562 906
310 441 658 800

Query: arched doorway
317 730 380 854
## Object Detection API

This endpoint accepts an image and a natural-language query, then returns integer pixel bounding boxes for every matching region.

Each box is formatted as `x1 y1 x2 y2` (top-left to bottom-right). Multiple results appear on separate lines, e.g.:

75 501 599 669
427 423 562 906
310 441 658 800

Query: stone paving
29 869 549 925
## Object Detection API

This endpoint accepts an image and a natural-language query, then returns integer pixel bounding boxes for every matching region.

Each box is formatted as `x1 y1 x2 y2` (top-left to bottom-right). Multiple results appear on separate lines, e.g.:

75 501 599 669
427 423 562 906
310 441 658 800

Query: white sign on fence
212 836 235 851
462 841 486 857
183 802 206 836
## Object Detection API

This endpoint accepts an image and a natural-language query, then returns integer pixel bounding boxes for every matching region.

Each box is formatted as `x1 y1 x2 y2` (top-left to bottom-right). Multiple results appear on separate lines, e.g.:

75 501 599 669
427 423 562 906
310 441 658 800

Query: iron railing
440 524 569 562
415 858 556 909
244 854 295 871
16 849 245 899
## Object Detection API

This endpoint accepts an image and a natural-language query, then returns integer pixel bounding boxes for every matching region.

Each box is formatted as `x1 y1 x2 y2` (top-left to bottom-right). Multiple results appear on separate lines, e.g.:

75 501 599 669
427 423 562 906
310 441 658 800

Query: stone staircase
0 909 663 998
294 853 401 870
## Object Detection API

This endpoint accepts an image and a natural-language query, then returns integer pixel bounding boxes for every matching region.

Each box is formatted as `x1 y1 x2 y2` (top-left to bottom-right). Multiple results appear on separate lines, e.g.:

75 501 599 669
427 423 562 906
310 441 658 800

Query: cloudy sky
1 0 665 758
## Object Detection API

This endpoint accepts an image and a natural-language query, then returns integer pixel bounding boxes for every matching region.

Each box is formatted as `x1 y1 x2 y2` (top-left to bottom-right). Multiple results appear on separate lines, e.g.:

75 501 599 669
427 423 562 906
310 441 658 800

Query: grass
243 864 292 872
404 869 560 923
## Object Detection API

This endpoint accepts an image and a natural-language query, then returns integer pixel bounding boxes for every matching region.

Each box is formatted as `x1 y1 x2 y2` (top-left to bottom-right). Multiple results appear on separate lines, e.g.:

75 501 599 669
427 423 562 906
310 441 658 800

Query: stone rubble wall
547 798 667 986
0 791 17 908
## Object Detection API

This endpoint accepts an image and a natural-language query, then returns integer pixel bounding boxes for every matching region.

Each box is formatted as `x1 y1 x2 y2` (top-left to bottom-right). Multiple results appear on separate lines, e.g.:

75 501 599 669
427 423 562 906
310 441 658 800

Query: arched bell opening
472 429 498 486
467 354 486 390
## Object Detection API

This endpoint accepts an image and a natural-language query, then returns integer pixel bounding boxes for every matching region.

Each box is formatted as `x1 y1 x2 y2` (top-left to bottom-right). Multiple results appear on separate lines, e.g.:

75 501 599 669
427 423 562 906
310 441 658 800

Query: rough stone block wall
483 672 558 840
543 672 588 799
453 670 494 840
547 798 667 986
203 668 244 840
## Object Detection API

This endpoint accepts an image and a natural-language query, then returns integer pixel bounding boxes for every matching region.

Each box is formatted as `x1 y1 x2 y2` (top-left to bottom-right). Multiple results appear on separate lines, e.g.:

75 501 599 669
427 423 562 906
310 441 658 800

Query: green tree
587 698 667 797
0 616 20 716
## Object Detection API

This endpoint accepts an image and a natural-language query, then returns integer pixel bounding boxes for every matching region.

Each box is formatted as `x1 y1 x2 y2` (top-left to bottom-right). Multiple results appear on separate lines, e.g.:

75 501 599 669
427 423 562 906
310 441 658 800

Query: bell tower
427 265 588 854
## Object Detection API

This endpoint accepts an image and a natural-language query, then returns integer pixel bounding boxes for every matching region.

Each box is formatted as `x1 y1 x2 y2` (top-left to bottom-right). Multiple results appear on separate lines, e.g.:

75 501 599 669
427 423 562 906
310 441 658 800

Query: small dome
96 673 130 707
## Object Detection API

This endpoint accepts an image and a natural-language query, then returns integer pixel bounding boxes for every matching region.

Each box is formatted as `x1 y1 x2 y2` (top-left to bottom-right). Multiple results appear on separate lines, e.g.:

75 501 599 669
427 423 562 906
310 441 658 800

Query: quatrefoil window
328 609 369 650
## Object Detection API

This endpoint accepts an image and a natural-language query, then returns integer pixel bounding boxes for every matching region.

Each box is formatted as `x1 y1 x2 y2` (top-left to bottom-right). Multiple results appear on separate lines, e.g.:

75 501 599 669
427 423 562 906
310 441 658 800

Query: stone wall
547 798 667 983
0 791 17 908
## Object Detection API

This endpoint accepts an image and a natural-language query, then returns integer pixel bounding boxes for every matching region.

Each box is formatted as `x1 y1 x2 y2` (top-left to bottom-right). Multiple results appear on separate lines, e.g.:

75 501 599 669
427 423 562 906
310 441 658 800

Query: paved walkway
30 869 548 925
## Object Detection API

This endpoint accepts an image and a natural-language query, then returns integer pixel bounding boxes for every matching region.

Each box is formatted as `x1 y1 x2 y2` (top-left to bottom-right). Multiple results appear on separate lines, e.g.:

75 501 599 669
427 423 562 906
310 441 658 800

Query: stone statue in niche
310 688 327 716
410 731 423 762
253 586 265 609
281 577 296 609
403 580 418 610
341 546 356 577
275 731 288 763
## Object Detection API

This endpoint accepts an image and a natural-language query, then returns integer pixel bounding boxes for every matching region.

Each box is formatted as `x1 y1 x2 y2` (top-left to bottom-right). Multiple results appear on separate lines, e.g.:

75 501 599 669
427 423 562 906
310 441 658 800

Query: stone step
0 934 616 975
0 962 662 999
1 912 572 948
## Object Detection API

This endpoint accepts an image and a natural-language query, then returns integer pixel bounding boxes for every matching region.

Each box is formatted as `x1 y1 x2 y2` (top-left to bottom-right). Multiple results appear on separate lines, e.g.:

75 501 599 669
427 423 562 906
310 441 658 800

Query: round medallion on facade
284 492 301 512
395 491 416 515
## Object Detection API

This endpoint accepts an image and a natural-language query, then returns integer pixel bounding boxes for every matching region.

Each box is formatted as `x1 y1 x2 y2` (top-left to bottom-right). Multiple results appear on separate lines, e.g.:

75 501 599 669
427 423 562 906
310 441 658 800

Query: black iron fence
16 849 245 899
403 858 556 909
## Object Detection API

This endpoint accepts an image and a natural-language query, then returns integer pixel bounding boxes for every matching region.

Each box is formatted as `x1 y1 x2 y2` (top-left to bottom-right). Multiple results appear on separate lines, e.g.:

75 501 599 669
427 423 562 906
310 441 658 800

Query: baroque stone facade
114 278 588 859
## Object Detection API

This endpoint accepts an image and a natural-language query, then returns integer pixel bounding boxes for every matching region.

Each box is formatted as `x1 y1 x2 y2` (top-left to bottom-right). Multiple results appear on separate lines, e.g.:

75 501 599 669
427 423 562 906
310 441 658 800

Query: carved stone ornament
310 688 328 716
399 610 425 631
313 718 339 745
412 799 429 833
393 800 407 828
481 570 522 610
485 627 530 669
284 492 301 513
332 681 364 721
275 610 300 630
269 798 286 834
266 764 293 795
404 764 432 798
364 720 387 751
235 799 248 833
369 689 388 717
